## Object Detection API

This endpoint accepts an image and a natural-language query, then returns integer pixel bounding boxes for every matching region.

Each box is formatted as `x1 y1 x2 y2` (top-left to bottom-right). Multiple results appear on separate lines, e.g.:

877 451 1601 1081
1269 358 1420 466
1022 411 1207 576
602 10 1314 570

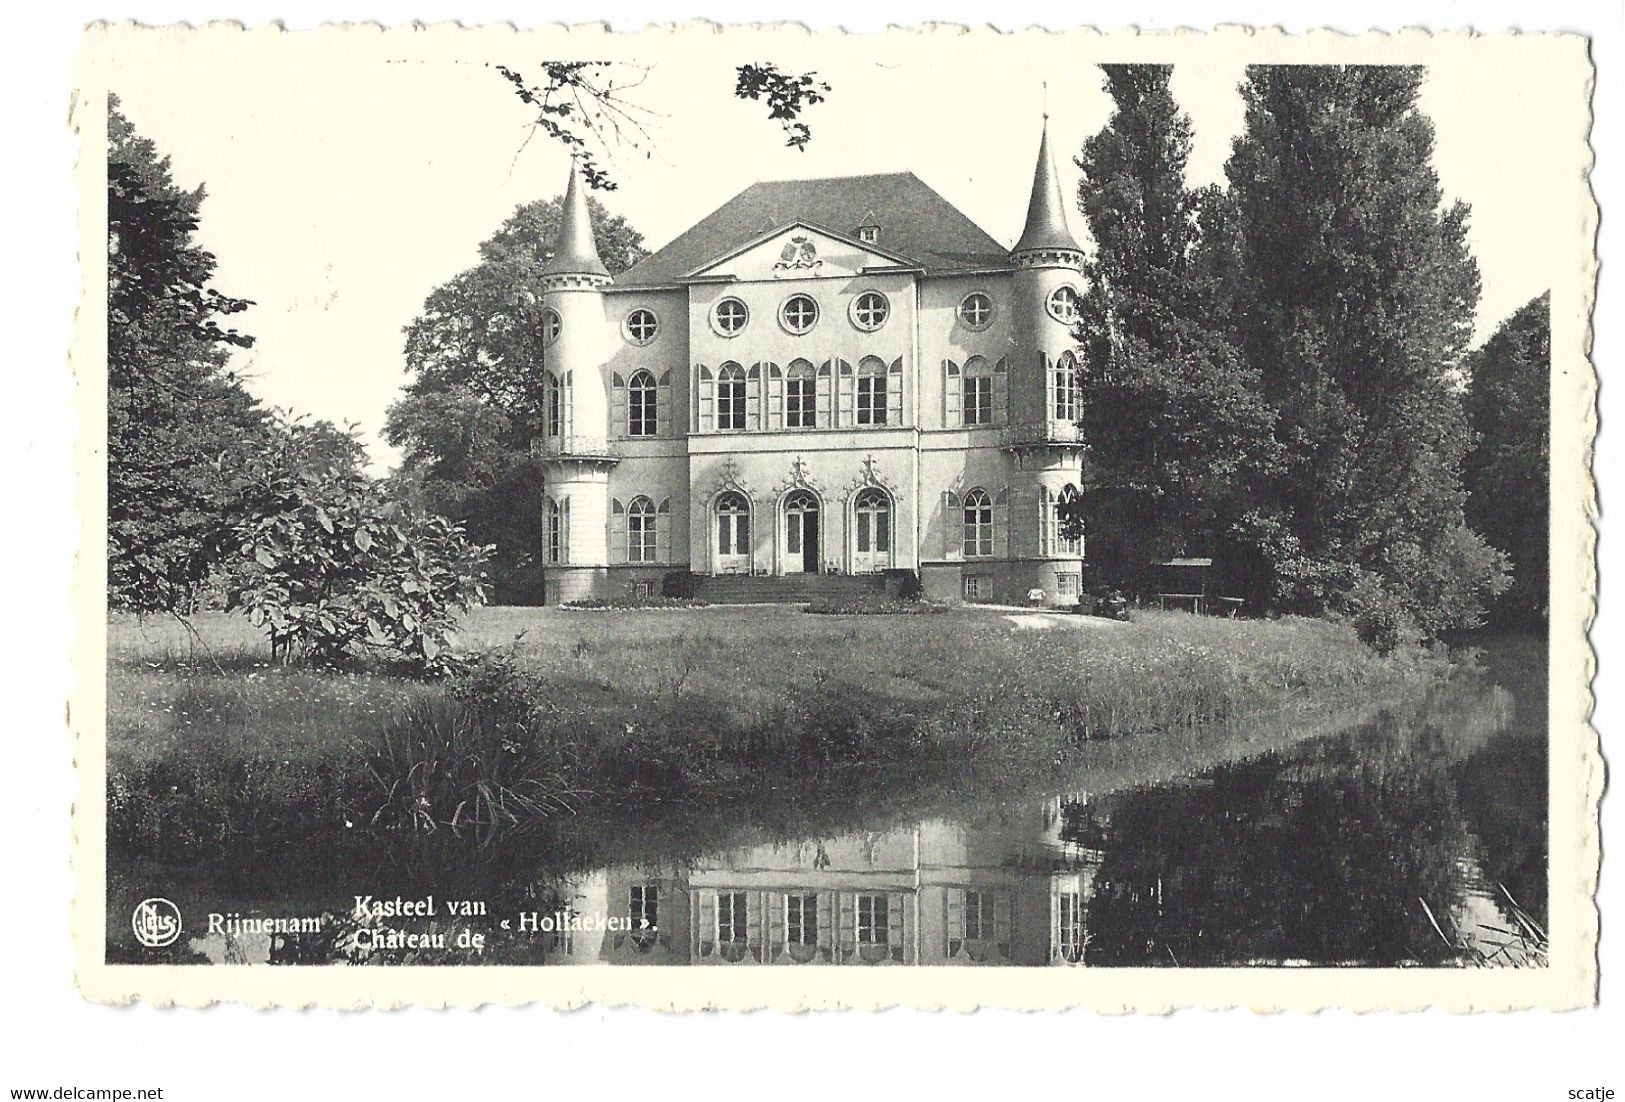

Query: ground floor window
856 893 889 947
632 580 655 600
1057 573 1080 597
544 580 561 606
963 575 990 601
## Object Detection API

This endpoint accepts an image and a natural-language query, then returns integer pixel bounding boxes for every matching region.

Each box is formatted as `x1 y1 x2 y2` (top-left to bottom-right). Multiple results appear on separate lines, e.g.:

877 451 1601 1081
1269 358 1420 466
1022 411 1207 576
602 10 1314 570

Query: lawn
105 604 1447 894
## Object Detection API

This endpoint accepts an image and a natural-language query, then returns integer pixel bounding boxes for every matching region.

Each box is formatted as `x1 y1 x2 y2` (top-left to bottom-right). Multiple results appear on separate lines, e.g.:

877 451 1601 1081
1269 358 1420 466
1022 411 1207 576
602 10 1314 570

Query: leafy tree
107 95 267 613
1464 294 1551 625
385 197 647 600
1069 65 1278 595
1223 65 1508 636
229 416 491 672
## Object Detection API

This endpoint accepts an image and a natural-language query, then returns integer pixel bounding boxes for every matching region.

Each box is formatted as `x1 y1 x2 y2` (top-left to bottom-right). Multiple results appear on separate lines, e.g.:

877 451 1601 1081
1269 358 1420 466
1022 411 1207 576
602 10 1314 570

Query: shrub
882 568 923 601
227 422 491 673
661 571 706 599
1339 573 1421 655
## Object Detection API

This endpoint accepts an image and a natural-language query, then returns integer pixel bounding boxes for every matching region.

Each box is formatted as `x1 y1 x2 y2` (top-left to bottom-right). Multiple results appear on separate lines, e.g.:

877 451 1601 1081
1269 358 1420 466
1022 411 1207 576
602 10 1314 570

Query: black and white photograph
63 20 1597 1013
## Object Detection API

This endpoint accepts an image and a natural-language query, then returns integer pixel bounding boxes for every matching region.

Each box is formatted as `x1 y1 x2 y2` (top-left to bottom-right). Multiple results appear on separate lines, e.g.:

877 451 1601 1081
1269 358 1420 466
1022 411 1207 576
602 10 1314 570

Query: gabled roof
682 219 921 280
616 172 1011 287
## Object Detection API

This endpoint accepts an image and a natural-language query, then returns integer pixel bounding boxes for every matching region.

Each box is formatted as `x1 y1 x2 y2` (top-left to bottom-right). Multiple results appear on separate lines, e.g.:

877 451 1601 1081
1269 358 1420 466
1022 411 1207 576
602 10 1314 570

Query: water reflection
532 638 1545 969
152 636 1548 968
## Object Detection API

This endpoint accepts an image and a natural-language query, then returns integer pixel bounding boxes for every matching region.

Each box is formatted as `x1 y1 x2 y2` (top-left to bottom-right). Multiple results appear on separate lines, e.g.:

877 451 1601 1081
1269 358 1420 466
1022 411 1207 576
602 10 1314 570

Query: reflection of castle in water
542 796 1103 967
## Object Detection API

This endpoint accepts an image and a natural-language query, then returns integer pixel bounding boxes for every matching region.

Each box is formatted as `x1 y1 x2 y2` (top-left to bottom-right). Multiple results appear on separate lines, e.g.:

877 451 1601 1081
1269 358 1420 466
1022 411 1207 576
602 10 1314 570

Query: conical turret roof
1012 119 1080 256
541 157 610 278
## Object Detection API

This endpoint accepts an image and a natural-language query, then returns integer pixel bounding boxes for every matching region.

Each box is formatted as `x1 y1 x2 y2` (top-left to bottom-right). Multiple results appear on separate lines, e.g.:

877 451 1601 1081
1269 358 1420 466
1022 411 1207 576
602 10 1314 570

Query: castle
536 119 1087 606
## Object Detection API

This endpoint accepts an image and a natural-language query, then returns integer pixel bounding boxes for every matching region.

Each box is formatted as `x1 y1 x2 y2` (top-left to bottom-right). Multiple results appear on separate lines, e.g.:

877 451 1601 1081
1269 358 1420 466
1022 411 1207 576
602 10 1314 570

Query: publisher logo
132 897 182 948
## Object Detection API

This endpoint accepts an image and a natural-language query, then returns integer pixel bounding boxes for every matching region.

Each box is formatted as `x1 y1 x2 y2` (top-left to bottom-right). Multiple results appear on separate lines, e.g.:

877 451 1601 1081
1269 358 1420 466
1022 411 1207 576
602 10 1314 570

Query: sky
99 27 1581 469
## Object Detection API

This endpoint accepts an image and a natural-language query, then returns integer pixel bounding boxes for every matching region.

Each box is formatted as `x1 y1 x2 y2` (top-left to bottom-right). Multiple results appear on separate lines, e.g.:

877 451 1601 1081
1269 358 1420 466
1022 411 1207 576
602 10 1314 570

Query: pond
115 634 1547 969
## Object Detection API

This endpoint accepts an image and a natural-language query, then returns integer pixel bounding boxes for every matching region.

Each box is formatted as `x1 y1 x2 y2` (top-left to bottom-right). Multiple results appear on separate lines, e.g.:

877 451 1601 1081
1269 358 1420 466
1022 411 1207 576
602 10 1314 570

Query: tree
107 95 268 614
1069 65 1278 595
1464 294 1551 625
384 197 647 600
229 416 491 672
1223 65 1508 637
493 61 833 188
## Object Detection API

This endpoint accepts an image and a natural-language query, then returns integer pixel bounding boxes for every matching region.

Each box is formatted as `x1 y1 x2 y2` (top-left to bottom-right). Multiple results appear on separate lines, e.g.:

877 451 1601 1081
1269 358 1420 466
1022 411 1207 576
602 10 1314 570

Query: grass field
106 604 1449 893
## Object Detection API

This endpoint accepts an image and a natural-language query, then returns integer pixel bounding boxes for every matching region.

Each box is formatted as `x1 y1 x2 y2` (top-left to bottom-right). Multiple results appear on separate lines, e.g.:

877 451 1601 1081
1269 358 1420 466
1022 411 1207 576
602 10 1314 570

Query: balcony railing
1000 420 1084 449
532 435 623 461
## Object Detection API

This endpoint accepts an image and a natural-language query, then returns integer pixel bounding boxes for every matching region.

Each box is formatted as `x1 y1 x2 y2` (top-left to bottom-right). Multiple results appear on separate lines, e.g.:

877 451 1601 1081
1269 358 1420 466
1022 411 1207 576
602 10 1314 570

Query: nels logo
132 897 182 948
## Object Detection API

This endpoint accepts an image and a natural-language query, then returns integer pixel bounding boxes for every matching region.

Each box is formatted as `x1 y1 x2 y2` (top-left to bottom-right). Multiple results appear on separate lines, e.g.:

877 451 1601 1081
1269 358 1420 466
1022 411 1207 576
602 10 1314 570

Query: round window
849 290 890 332
541 307 562 345
623 308 658 345
779 294 820 335
1046 285 1082 325
959 292 995 330
711 297 750 337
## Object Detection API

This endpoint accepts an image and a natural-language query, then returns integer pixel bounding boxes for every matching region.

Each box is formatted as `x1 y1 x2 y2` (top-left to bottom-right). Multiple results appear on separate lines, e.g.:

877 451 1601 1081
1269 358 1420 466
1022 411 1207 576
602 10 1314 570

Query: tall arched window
857 356 889 425
545 370 564 437
963 356 994 425
853 487 892 572
626 495 657 562
545 496 562 563
1053 351 1079 422
1057 484 1082 555
786 359 817 428
717 363 747 430
544 494 571 565
963 489 994 558
628 370 657 437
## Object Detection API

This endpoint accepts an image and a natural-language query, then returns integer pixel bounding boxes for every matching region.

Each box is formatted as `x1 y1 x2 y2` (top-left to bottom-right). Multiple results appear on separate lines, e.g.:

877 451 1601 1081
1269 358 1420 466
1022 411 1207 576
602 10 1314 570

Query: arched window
626 496 657 562
628 370 657 437
544 495 570 565
1053 351 1079 422
786 359 817 428
854 487 891 570
963 356 994 425
717 363 747 431
963 489 994 558
545 496 562 563
857 356 889 426
1057 484 1082 555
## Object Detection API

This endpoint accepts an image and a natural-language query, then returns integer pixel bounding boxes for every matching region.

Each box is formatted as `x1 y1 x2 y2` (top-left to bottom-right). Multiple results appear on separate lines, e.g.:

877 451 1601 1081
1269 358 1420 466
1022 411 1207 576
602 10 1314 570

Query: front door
714 492 751 574
852 488 892 574
784 491 819 574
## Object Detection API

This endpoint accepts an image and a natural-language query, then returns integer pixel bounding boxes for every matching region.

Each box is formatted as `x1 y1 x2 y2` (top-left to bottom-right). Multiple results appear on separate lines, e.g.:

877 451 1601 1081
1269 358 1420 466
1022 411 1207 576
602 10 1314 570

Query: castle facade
537 121 1087 605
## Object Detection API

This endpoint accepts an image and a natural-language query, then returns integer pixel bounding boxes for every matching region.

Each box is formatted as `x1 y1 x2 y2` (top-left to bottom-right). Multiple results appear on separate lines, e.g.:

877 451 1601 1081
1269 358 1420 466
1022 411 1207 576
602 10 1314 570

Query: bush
1091 587 1132 621
883 569 923 601
1339 573 1421 655
227 422 491 673
661 571 706 599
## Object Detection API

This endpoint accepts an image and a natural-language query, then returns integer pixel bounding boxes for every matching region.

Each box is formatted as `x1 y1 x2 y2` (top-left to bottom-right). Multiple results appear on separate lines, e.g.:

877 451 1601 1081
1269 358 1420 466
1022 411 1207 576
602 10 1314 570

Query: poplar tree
1224 65 1507 639
1072 64 1276 594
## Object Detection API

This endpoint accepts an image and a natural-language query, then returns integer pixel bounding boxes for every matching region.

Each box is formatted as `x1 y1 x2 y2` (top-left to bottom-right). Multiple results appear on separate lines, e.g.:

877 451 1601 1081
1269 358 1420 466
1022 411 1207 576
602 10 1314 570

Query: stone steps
692 573 889 605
